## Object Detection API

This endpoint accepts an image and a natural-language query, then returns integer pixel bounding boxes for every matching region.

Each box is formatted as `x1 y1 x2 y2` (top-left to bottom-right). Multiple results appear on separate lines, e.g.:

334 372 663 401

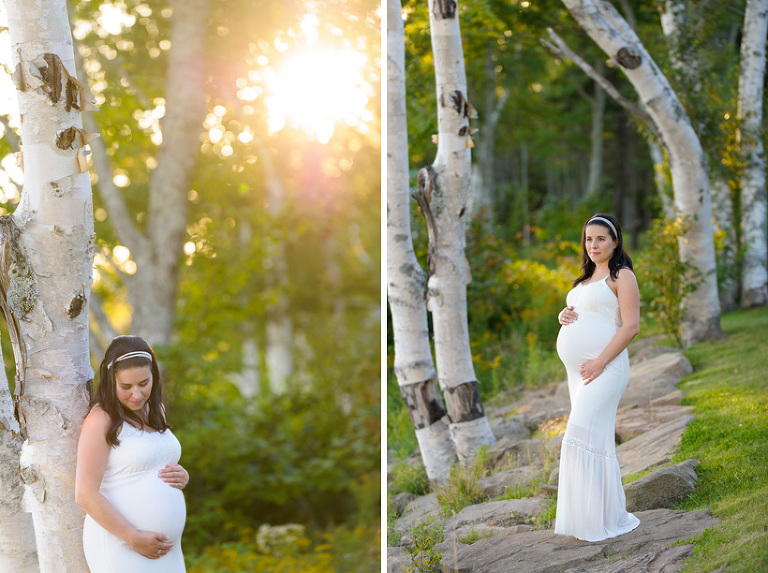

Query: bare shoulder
614 267 638 286
82 406 111 433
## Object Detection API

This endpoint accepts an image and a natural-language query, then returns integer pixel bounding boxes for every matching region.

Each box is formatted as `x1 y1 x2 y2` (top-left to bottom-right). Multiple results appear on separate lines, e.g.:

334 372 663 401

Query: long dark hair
573 213 633 287
92 335 169 446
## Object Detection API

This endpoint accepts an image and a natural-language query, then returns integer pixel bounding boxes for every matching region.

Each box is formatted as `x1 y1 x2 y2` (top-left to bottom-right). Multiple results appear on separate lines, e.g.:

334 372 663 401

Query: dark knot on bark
615 47 642 70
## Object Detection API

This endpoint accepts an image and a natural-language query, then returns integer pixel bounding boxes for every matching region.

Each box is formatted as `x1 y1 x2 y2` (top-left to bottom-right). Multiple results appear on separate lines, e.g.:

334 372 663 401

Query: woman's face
115 365 153 412
585 224 618 266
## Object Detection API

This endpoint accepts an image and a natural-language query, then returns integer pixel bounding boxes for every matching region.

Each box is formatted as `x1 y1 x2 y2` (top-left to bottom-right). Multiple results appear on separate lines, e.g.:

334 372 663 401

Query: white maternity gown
83 423 187 572
554 274 640 541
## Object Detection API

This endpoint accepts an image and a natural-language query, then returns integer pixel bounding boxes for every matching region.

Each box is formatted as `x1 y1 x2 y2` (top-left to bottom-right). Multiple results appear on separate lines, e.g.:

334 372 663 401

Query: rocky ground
387 339 719 573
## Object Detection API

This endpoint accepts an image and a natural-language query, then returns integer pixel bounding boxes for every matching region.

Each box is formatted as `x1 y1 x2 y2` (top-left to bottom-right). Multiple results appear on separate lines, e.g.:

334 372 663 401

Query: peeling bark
387 0 455 481
425 0 495 462
3 0 95 571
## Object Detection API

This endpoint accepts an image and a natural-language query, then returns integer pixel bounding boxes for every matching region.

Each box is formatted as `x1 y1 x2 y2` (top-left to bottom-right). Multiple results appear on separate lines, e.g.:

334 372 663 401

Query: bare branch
542 28 661 140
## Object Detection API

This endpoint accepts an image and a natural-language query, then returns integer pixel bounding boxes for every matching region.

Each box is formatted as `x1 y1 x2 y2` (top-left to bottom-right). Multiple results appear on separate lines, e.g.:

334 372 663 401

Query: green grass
674 306 768 572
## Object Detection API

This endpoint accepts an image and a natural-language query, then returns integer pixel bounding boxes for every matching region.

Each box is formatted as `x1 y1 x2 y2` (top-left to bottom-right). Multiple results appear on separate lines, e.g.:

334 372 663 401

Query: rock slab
448 508 718 573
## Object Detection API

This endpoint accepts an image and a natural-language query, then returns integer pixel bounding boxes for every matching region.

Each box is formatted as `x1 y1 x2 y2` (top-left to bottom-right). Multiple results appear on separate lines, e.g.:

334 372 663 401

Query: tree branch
542 28 661 140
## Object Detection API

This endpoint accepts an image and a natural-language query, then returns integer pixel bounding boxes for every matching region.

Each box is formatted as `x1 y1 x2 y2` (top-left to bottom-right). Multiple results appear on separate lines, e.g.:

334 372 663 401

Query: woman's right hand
130 530 174 559
559 306 578 325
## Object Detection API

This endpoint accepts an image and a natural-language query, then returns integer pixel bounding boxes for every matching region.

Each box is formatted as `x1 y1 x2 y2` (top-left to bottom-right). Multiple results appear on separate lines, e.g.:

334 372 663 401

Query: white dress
83 423 187 572
554 275 640 541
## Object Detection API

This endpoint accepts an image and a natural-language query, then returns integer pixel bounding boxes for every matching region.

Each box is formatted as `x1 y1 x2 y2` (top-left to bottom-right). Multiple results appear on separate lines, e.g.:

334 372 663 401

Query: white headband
108 351 152 369
587 216 617 238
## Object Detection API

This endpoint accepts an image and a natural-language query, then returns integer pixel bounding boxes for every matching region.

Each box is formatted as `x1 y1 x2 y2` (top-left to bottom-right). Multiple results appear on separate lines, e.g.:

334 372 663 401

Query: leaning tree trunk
561 0 722 347
415 0 495 463
737 0 768 307
387 0 456 481
3 0 95 570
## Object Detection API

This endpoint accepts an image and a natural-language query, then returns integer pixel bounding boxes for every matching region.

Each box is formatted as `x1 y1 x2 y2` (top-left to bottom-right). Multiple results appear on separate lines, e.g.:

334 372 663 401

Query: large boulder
624 460 700 512
616 415 694 477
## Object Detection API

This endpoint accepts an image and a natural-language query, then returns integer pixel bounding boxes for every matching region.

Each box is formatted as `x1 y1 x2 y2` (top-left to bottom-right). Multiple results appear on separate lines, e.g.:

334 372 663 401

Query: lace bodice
565 275 622 327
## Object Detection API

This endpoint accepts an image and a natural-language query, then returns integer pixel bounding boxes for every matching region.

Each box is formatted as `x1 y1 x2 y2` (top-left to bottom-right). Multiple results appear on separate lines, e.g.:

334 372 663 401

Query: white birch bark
737 0 768 307
418 0 495 462
561 0 722 347
0 347 38 572
4 0 94 570
387 0 455 481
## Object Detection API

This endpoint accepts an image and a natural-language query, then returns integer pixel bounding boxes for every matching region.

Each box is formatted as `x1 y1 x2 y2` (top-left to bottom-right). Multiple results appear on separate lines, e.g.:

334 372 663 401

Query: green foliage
435 448 490 517
405 520 445 573
389 462 430 497
635 216 702 347
673 306 768 572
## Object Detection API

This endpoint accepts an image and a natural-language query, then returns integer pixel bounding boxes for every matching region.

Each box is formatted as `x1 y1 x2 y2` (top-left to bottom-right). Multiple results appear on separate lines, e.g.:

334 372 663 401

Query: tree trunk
561 0 722 347
585 60 606 197
0 347 38 572
737 0 768 307
711 176 739 311
418 0 495 463
79 0 212 348
387 0 455 481
4 0 95 570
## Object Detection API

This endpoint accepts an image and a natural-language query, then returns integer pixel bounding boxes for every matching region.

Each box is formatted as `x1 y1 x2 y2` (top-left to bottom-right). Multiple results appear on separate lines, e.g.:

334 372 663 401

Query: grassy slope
677 306 768 572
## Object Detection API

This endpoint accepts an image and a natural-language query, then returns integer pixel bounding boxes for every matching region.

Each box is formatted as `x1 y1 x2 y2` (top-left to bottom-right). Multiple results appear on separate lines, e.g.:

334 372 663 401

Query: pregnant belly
104 472 186 541
556 312 617 370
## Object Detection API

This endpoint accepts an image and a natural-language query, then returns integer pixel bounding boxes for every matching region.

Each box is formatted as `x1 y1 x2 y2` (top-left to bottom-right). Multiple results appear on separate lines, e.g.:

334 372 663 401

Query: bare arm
580 269 640 384
75 408 173 560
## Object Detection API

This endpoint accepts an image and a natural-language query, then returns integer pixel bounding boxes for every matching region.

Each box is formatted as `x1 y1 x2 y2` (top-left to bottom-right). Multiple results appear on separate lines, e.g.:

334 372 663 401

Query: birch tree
560 0 722 346
737 0 768 307
387 0 456 481
413 0 495 462
79 0 211 347
660 0 739 311
0 346 37 572
2 0 94 570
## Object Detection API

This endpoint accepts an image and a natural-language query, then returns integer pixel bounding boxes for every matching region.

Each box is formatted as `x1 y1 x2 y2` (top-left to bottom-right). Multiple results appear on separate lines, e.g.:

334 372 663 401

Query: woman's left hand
580 358 606 385
159 464 189 490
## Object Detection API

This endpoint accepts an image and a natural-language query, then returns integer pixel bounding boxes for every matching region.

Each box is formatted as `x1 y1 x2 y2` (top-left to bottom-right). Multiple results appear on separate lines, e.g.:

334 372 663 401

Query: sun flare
262 48 372 144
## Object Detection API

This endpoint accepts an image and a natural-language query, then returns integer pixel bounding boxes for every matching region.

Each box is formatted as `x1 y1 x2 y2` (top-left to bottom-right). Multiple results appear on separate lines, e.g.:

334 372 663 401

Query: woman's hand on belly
159 463 189 490
558 305 578 325
580 357 607 385
130 530 174 560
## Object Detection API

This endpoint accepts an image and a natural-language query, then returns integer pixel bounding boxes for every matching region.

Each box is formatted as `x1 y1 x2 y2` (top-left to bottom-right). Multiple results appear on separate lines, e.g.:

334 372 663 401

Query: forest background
388 0 756 463
0 0 380 572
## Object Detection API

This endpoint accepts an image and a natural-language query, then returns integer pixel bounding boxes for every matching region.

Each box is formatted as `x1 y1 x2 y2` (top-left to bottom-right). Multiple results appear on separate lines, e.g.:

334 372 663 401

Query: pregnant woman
554 214 641 542
76 335 189 571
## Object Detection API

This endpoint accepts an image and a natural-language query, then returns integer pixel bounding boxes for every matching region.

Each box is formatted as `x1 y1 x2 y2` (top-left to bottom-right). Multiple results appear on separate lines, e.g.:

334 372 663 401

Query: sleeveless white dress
554 275 640 541
83 423 187 572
